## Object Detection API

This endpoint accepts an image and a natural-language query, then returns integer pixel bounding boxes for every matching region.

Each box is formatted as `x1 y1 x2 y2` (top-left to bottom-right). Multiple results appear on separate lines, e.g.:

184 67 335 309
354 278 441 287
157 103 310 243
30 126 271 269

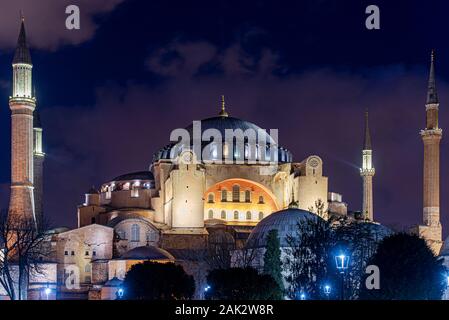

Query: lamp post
44 287 51 300
335 253 349 300
117 288 124 299
300 293 306 300
323 284 331 300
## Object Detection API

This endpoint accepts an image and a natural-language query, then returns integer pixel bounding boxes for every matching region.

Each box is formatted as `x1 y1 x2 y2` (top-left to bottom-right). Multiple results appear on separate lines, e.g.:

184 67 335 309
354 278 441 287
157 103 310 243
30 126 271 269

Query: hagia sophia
1 20 449 300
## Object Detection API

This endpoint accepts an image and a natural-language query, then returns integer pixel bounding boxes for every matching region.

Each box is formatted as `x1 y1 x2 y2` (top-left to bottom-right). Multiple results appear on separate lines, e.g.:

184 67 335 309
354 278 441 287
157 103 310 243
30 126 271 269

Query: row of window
116 224 158 243
208 185 265 204
207 210 264 220
64 250 97 257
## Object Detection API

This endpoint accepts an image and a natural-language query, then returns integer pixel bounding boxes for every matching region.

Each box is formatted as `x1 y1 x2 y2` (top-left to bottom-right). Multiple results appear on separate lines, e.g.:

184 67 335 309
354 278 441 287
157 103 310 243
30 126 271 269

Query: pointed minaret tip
363 109 372 150
426 49 438 105
13 16 32 65
218 94 229 117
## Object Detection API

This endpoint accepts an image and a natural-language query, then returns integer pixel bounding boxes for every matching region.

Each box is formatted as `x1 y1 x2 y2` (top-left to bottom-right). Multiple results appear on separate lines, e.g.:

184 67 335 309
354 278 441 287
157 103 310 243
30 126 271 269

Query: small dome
86 186 99 194
120 246 174 261
246 208 321 248
440 236 449 256
104 277 123 287
111 171 154 182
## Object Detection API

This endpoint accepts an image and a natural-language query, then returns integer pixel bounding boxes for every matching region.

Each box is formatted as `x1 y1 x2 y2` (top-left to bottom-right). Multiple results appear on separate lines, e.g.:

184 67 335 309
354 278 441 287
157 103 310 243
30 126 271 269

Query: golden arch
204 178 279 225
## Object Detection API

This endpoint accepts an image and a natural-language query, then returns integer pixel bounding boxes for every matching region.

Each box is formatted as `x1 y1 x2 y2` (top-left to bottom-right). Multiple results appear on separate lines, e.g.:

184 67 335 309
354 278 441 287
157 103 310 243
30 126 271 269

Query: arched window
208 193 214 203
258 196 264 204
245 190 251 203
221 210 226 219
91 217 96 224
246 211 251 220
259 212 264 220
233 211 239 220
232 185 240 202
131 224 140 242
84 264 91 273
208 210 214 219
221 189 227 202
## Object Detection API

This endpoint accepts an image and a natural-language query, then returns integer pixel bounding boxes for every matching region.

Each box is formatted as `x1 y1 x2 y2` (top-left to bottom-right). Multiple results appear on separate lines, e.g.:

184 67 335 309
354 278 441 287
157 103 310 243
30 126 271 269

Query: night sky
0 0 448 235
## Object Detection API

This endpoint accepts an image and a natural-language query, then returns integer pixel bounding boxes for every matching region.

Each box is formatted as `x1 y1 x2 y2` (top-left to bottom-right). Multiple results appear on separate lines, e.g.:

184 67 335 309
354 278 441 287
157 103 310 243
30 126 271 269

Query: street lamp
335 253 349 300
44 287 51 300
117 287 124 299
204 285 211 292
300 293 306 300
323 284 331 299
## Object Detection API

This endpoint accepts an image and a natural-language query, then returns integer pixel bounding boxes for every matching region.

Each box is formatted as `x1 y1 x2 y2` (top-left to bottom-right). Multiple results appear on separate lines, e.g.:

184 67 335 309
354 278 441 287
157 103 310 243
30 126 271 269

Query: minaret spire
219 95 229 117
360 109 375 221
363 109 372 150
426 49 438 105
13 17 32 65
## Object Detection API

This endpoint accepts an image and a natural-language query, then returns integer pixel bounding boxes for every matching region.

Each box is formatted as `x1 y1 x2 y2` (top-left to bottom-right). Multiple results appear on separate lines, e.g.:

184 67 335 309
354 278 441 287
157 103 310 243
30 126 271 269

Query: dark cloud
37 40 449 237
0 0 124 50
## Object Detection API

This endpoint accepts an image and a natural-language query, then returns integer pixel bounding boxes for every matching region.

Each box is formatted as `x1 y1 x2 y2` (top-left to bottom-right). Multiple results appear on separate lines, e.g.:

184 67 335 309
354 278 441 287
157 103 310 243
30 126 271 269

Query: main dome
153 114 292 163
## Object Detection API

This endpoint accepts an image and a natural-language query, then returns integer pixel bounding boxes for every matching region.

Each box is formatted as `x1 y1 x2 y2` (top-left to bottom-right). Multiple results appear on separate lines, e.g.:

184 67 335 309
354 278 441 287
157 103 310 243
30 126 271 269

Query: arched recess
204 178 279 225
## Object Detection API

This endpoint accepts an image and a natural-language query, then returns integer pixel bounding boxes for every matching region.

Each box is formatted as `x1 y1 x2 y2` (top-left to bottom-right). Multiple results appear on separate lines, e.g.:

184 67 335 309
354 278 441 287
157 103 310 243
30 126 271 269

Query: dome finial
288 187 299 208
219 95 229 117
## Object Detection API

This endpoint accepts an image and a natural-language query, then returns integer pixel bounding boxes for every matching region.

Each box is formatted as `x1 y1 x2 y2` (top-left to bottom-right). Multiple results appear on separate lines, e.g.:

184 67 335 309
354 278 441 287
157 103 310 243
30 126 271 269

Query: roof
119 246 174 261
104 277 123 287
246 208 320 248
363 110 372 150
13 20 32 65
426 50 438 104
111 171 154 182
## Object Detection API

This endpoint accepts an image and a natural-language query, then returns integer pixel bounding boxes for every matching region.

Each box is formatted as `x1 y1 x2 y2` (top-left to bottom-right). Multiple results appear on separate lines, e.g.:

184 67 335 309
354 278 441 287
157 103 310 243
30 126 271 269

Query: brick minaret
414 50 443 254
33 110 44 230
8 19 37 227
360 110 375 221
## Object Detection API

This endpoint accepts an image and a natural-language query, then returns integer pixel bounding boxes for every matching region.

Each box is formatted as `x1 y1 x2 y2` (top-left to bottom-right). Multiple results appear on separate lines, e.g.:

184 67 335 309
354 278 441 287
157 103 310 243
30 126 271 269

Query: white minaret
360 110 375 221
8 18 37 226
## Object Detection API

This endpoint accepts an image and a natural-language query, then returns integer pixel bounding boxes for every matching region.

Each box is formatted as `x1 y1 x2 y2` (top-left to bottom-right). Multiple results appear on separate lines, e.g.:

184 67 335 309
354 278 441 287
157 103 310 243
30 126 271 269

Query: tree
359 233 446 300
0 211 51 300
205 267 282 300
263 229 284 292
284 217 333 300
123 261 195 300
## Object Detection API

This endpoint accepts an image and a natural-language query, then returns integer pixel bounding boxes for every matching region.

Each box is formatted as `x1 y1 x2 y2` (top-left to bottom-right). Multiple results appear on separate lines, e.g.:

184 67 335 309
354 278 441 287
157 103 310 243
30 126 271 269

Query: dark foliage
263 229 284 291
123 261 195 300
359 233 446 300
205 267 282 300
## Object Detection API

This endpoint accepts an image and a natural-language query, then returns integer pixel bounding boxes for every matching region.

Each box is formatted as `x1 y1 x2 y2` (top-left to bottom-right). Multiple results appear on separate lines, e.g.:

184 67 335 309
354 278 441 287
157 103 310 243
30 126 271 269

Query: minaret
360 110 375 221
415 50 443 254
33 109 45 229
8 18 37 227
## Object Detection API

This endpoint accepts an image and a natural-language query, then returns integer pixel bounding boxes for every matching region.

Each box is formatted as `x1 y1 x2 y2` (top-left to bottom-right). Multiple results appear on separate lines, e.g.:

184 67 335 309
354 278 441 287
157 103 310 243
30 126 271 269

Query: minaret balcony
360 168 375 176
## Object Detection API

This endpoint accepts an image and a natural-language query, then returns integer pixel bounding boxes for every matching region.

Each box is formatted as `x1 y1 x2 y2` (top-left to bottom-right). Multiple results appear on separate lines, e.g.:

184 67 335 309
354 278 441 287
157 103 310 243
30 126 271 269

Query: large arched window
208 210 214 219
246 211 252 220
208 193 215 203
233 211 239 220
221 210 226 219
232 185 240 202
221 189 227 202
131 224 140 242
245 190 251 203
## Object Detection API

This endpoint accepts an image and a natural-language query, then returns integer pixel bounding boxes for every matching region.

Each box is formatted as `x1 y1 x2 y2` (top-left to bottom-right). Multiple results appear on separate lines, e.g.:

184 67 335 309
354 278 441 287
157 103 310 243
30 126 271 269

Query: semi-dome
246 207 322 248
153 109 292 163
111 171 154 182
119 245 174 261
